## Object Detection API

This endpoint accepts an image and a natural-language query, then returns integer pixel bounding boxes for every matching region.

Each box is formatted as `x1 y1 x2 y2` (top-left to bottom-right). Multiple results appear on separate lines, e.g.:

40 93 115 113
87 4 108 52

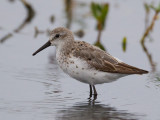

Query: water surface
0 0 160 120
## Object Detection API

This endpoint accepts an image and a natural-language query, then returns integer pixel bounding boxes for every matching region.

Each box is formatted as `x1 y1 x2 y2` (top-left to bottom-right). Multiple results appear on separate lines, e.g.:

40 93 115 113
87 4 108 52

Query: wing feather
72 41 148 74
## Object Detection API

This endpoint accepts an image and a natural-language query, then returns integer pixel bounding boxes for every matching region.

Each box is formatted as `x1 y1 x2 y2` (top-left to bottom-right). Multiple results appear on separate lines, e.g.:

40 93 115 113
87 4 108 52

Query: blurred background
0 0 160 120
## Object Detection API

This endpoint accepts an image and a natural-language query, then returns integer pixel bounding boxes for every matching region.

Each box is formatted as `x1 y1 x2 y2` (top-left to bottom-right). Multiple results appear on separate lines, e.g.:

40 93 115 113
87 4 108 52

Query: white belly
57 55 126 85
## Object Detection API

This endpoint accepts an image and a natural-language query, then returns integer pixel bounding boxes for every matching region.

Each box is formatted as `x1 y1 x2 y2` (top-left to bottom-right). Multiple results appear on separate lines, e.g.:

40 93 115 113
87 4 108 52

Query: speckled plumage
33 27 148 97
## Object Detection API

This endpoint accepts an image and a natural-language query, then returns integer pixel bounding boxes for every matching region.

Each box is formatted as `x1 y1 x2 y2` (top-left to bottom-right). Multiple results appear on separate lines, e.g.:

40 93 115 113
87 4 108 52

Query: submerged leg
89 85 92 98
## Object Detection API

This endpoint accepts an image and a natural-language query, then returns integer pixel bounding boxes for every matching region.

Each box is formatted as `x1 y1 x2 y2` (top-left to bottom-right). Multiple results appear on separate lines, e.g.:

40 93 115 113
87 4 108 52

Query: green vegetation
122 37 127 52
141 3 160 44
91 2 109 31
94 41 105 51
91 2 109 51
150 3 160 12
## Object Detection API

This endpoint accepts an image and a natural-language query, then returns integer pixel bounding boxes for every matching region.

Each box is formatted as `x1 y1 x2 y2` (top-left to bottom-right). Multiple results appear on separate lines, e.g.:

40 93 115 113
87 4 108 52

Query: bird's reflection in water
56 100 143 120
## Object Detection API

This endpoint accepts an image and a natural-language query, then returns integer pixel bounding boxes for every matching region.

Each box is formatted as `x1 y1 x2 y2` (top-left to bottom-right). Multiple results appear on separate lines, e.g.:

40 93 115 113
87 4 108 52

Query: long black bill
32 41 51 56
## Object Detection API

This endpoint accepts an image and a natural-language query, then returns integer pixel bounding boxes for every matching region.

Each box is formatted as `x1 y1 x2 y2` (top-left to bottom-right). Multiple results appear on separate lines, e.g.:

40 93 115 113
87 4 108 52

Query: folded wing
73 41 148 74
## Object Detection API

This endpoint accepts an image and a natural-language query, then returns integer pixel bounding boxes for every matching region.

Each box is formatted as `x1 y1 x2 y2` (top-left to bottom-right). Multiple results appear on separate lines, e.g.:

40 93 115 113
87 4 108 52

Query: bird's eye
54 34 60 39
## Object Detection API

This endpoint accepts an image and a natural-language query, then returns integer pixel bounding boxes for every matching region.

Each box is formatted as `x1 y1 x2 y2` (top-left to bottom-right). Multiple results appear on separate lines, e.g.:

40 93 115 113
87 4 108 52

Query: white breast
56 52 126 85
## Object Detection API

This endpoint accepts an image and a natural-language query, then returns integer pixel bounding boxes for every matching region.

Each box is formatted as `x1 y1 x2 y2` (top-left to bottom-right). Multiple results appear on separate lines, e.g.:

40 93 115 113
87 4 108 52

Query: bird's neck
56 40 74 56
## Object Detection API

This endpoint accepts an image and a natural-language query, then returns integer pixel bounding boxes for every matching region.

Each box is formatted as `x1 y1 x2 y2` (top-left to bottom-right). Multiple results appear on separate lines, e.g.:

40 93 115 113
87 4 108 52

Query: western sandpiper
33 27 148 99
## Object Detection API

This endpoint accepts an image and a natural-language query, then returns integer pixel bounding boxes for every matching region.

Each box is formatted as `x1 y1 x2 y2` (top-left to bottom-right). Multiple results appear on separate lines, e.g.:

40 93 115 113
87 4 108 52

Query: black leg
93 85 97 96
89 85 92 98
93 85 97 100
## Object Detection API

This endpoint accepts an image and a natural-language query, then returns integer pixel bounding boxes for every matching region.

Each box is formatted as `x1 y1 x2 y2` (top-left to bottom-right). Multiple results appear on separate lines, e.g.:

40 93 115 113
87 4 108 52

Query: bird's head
32 27 74 56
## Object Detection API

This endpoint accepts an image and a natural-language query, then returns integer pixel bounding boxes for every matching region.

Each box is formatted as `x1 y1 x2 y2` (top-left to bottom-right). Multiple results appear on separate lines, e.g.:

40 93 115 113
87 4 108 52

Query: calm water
0 0 160 120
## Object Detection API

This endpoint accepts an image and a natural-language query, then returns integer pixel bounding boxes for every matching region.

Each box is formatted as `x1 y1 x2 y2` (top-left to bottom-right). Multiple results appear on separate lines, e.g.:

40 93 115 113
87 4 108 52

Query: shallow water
0 0 160 120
